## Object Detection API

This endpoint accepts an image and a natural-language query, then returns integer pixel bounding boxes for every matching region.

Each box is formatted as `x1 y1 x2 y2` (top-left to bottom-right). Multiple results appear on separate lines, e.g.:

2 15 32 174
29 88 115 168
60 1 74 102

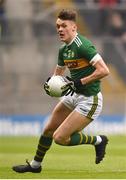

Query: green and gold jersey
58 33 101 96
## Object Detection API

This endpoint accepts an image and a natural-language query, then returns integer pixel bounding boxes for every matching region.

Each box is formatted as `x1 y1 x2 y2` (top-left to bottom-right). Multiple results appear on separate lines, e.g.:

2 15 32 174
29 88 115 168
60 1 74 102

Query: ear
72 24 77 32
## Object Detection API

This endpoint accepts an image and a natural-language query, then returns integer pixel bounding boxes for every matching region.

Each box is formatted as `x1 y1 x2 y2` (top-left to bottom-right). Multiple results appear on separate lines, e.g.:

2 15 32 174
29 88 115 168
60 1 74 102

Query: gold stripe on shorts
87 95 98 119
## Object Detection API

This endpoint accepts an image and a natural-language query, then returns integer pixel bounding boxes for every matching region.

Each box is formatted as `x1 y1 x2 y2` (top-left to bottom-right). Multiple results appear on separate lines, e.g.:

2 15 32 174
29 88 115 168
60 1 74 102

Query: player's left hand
65 76 83 96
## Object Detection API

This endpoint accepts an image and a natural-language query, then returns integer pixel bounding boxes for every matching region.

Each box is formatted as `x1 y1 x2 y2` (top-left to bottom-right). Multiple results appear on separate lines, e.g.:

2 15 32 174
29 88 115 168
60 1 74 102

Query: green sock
68 132 97 146
34 135 53 162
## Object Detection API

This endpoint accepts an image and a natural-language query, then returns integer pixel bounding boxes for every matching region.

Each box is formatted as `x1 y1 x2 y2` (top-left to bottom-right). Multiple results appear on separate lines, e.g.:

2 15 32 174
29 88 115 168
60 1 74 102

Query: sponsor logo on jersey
64 58 90 69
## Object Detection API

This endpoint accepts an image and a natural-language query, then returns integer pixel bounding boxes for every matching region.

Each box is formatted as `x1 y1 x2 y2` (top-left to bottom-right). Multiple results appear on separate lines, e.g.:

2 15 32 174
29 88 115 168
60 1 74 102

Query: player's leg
53 110 93 145
53 92 108 164
53 110 108 164
12 102 72 173
32 102 72 166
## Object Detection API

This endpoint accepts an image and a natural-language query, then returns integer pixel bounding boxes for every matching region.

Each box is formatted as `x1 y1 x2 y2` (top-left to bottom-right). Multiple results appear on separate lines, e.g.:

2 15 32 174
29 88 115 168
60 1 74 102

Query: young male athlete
12 9 110 173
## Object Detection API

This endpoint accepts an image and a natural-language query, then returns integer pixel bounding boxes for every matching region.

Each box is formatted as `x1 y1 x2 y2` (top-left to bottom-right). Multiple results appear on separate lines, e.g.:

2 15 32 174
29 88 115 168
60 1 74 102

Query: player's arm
65 54 109 94
65 45 110 95
81 54 110 85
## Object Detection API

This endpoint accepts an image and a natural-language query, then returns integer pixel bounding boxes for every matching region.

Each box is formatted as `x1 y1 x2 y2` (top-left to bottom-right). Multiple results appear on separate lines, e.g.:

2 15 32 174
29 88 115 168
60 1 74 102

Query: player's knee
53 132 66 145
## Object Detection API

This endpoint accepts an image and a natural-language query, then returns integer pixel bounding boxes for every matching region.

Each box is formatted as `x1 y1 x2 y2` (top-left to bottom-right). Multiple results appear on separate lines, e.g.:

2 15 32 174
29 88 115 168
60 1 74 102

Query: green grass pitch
0 135 126 179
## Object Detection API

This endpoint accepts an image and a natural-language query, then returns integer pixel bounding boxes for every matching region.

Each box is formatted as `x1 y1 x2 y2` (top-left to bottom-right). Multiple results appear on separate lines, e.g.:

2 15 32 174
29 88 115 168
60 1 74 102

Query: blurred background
0 0 126 135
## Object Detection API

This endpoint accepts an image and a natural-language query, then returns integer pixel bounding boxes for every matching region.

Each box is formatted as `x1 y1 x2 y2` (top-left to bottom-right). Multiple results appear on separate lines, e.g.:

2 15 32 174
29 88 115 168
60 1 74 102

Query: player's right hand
43 77 51 95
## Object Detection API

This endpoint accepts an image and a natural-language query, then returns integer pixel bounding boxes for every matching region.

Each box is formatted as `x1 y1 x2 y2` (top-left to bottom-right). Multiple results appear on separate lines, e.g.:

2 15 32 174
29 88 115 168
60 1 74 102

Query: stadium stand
0 0 125 116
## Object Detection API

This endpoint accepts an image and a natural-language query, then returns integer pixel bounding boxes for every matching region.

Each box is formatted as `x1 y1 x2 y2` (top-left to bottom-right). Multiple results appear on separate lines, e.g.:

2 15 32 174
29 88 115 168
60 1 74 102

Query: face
56 18 77 44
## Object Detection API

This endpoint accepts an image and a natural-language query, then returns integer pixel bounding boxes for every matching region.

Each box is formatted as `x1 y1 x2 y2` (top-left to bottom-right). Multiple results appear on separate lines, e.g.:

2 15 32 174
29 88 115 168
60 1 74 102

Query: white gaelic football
47 75 69 97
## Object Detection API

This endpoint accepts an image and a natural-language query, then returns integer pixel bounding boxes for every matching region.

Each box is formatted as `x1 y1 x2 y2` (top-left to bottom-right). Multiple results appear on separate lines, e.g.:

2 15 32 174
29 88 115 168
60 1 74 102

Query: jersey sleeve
57 46 65 67
79 42 97 62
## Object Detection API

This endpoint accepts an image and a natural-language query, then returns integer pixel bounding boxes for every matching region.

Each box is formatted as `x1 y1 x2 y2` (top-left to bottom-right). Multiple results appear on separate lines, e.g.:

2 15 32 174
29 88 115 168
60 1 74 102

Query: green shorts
60 92 103 121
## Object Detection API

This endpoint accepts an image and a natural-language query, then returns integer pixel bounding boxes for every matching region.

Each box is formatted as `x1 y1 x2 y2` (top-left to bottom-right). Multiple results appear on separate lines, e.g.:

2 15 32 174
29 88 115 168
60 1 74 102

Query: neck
66 32 78 46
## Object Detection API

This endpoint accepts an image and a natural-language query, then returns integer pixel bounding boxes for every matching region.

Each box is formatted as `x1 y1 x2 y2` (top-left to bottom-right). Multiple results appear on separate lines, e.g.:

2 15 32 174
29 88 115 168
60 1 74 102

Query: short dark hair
57 9 77 22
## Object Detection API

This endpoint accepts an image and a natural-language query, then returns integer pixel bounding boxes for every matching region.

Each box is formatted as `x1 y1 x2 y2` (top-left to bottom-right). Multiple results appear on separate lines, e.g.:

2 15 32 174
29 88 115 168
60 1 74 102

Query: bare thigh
53 110 91 144
43 101 72 137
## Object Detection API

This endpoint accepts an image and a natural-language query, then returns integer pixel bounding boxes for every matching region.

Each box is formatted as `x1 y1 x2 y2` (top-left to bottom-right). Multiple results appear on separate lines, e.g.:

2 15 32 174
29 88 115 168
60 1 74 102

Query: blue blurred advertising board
0 114 125 135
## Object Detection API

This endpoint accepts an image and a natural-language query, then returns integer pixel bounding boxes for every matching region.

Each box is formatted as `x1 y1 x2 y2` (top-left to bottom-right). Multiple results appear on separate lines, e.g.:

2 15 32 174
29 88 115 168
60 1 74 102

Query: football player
12 9 109 173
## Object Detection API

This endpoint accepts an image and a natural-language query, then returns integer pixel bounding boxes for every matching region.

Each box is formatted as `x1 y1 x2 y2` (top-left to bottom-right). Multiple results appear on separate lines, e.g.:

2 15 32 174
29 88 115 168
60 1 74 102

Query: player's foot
12 160 42 173
95 135 108 164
